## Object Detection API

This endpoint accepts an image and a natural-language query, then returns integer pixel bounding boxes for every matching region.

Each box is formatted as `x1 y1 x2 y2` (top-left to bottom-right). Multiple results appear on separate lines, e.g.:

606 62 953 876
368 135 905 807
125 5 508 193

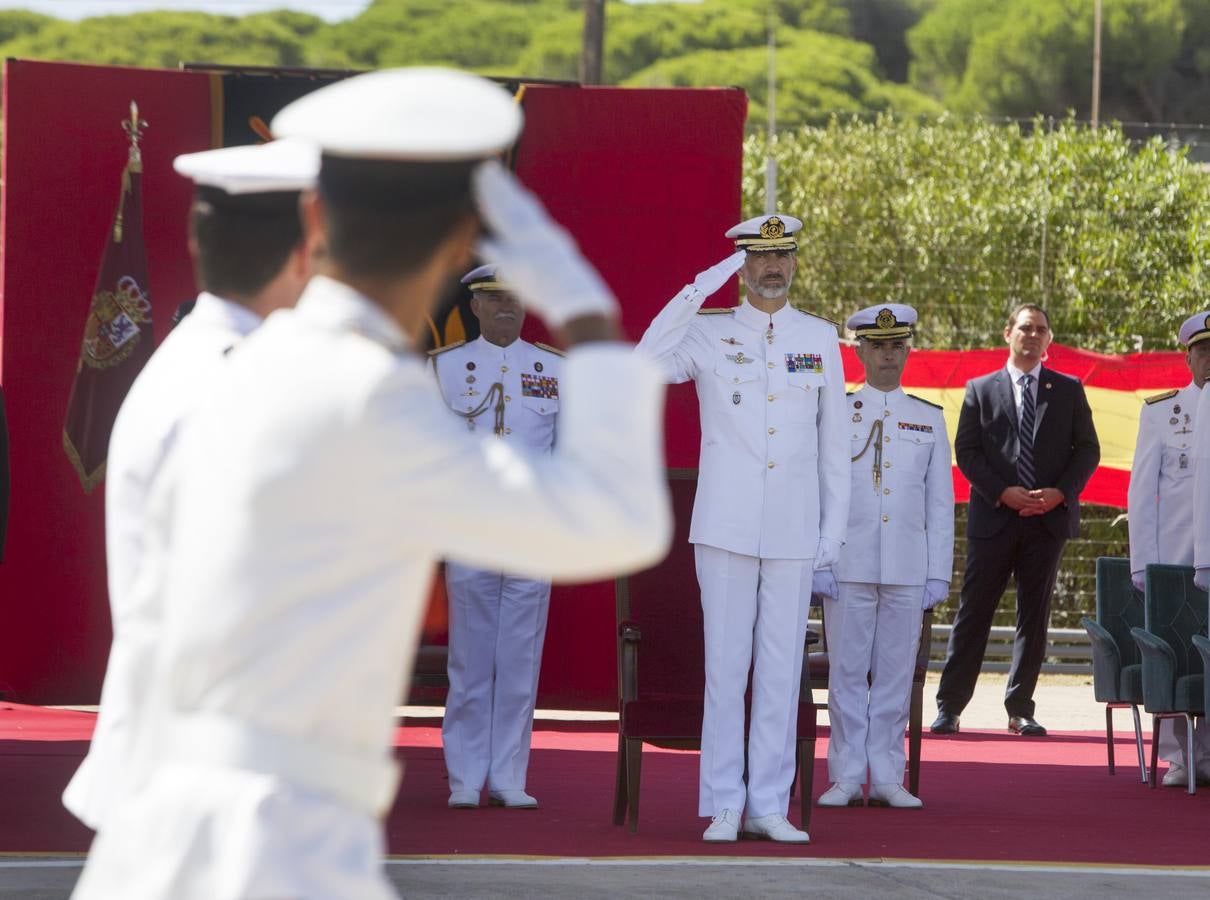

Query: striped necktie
1018 374 1036 488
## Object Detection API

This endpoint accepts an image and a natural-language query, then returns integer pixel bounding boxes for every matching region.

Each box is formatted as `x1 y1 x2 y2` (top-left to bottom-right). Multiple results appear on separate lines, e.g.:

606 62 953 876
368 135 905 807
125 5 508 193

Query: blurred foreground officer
638 214 849 843
63 139 317 831
814 305 952 810
1127 311 1210 786
432 265 563 809
72 68 671 900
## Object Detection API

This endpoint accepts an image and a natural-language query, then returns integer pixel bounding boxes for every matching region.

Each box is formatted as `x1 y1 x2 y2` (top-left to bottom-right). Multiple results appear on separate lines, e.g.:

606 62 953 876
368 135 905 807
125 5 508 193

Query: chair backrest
1143 563 1210 679
615 470 705 701
1095 556 1143 667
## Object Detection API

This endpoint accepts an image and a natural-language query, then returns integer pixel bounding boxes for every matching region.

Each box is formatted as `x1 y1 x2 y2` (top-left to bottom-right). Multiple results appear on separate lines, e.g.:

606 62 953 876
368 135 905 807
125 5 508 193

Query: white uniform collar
191 292 263 337
294 275 409 353
856 383 905 405
734 298 794 333
473 334 525 361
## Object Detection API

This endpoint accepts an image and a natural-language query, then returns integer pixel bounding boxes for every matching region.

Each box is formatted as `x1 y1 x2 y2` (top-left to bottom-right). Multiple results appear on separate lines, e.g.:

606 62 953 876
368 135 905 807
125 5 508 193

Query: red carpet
3 703 1208 865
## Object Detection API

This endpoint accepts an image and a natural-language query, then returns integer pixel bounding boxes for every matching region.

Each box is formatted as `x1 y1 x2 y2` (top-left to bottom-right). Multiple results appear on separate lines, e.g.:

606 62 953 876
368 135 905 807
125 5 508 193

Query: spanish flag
842 343 1192 508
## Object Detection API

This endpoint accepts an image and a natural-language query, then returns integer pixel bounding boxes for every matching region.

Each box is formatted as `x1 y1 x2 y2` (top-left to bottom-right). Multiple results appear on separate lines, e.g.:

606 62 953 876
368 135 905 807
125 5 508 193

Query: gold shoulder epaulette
697 306 736 315
1144 388 1179 405
426 340 465 357
796 309 841 328
906 393 943 411
534 341 566 357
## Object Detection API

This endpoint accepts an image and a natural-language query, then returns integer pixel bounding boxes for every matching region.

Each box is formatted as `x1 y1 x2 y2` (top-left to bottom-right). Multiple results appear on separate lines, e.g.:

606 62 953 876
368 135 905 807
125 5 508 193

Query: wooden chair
612 469 817 832
804 600 933 797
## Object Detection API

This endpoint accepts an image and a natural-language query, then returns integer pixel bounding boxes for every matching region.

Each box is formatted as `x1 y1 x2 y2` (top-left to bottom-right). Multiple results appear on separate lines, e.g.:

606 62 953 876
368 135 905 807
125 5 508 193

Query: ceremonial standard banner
62 104 154 492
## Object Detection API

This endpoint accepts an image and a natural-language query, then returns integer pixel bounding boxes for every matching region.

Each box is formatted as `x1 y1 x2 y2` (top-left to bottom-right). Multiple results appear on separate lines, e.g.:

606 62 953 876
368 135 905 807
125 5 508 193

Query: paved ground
3 857 1207 899
10 674 1190 899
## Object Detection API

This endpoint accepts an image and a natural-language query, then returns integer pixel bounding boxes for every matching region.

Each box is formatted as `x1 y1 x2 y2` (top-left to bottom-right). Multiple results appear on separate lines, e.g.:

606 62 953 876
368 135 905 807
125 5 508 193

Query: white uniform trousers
824 582 922 786
442 562 551 793
1159 717 1210 768
695 544 812 818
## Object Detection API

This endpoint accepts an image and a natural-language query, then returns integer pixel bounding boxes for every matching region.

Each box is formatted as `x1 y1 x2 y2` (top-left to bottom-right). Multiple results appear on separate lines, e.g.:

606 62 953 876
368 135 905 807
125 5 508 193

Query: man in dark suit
932 304 1100 736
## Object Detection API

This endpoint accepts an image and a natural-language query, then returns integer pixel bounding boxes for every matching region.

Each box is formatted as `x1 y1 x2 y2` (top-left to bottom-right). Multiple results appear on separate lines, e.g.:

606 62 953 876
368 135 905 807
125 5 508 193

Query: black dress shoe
930 712 960 734
1008 716 1047 736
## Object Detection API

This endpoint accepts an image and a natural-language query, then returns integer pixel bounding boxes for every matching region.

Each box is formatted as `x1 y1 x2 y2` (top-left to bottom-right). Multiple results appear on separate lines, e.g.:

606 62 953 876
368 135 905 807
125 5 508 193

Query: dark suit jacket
955 365 1100 541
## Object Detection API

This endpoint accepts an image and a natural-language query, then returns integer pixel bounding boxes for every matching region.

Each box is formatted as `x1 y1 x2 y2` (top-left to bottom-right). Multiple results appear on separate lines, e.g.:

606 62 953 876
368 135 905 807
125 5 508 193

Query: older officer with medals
1131 311 1210 786
814 304 953 810
431 264 564 809
638 214 849 843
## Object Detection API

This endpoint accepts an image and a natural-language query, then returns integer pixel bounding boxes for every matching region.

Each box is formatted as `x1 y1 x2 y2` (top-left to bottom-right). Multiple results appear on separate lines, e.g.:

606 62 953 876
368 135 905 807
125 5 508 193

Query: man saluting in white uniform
1129 311 1210 786
638 214 849 844
814 304 953 810
432 264 564 810
71 68 671 900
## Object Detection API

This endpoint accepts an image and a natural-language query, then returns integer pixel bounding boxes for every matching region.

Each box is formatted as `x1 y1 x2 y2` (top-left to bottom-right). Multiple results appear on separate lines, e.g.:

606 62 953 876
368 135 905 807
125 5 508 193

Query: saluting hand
690 250 747 300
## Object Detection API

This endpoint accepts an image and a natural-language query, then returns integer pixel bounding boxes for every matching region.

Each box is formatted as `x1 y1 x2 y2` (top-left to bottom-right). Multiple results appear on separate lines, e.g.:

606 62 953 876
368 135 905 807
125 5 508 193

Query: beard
743 270 793 301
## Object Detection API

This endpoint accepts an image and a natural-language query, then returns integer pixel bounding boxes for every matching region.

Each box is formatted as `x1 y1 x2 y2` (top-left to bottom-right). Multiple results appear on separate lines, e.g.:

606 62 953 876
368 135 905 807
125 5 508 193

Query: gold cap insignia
759 217 785 239
875 308 897 330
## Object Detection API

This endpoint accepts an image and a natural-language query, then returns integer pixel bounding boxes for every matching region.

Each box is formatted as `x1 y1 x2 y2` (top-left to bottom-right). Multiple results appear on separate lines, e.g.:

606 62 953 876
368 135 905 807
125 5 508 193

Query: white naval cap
1178 311 1210 348
725 213 803 252
172 138 318 194
270 67 522 161
846 303 917 340
461 263 509 292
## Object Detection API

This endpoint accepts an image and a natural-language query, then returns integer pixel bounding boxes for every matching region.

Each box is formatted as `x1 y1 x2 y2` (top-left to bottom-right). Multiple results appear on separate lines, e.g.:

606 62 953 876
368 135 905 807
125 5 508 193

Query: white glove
811 569 838 602
473 160 617 328
814 537 842 570
1131 570 1145 592
688 250 747 300
922 579 949 610
1196 567 1210 592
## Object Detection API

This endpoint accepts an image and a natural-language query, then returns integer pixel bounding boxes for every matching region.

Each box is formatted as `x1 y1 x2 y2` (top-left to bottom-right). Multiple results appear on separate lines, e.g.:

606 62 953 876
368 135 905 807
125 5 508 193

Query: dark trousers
936 517 1067 719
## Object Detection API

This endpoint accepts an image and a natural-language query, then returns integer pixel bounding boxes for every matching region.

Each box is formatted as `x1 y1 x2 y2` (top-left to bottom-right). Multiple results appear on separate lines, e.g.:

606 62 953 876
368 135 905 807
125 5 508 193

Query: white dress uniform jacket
431 336 562 796
834 386 954 586
637 296 849 558
63 293 261 831
1128 383 1200 575
72 276 671 900
1197 384 1210 571
431 336 561 449
827 385 954 787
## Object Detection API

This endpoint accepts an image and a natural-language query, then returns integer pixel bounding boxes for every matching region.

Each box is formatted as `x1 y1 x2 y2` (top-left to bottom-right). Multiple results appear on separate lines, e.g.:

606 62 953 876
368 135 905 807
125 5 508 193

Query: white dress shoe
488 790 538 808
448 790 480 809
818 782 865 807
702 808 741 842
742 814 810 843
867 783 923 809
1161 765 1188 787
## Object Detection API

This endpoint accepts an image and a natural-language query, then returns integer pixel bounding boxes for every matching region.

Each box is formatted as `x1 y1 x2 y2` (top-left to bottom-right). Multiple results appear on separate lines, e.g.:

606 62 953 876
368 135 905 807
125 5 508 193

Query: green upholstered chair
1081 557 1147 782
1194 635 1210 745
1130 563 1208 794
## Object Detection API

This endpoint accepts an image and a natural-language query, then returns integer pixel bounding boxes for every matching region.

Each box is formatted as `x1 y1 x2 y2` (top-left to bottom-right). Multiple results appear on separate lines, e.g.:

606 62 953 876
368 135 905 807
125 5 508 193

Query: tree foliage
625 29 941 129
745 116 1210 352
908 0 1201 123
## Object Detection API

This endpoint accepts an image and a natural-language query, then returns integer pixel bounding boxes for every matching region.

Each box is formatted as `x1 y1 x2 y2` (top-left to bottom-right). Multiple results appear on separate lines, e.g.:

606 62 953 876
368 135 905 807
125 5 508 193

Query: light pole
1091 0 1102 127
765 9 777 214
580 0 605 86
